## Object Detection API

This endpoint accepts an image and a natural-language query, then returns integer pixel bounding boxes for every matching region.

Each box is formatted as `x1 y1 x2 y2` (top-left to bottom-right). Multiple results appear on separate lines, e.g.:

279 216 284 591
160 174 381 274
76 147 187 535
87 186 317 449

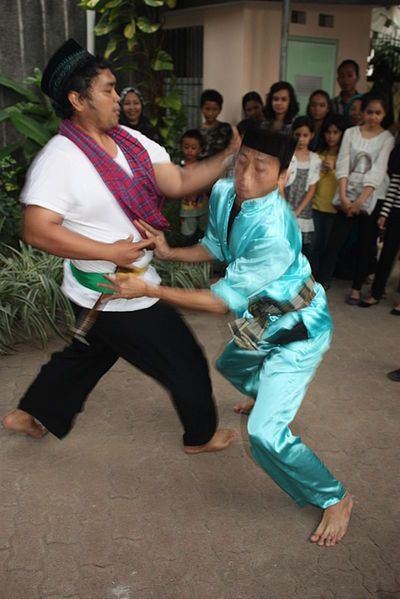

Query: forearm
355 186 374 207
23 220 113 260
338 178 348 201
179 151 233 196
165 243 216 263
295 186 316 215
144 283 228 314
154 149 234 199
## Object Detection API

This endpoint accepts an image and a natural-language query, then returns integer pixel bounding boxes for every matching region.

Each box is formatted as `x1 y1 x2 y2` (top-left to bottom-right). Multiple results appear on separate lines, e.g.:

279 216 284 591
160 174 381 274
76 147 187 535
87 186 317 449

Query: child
199 89 232 158
263 81 299 133
348 94 363 126
307 89 332 151
311 115 346 277
332 59 360 124
241 91 264 123
286 116 321 260
106 128 353 548
318 92 395 303
178 130 209 243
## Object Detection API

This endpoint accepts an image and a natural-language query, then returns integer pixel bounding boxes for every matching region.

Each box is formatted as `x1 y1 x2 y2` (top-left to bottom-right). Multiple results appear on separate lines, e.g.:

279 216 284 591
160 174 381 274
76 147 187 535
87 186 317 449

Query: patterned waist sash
228 276 315 350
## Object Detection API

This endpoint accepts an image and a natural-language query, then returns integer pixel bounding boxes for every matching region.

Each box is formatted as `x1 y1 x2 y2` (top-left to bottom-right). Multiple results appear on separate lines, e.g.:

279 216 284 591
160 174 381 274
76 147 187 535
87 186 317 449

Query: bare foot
2 409 47 439
362 296 379 305
184 428 236 454
233 399 255 415
310 492 353 547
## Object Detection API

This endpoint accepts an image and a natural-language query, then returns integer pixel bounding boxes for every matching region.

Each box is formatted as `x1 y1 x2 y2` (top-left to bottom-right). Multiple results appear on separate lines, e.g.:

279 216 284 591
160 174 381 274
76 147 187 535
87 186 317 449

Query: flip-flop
390 308 400 316
358 300 380 308
345 296 360 306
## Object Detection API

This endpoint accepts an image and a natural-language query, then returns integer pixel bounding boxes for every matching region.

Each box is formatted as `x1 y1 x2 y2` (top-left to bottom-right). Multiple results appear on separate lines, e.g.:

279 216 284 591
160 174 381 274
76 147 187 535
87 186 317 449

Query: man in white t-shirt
3 39 237 454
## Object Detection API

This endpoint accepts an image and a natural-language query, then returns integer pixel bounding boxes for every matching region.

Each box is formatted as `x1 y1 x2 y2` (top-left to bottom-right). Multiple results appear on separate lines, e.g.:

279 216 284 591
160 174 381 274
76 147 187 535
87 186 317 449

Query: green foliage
79 0 185 152
153 258 211 289
0 243 74 354
0 157 24 248
0 69 59 163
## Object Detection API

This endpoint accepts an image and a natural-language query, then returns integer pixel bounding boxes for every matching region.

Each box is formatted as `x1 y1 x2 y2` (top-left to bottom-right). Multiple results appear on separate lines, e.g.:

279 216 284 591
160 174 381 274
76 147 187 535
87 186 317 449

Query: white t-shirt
20 126 171 311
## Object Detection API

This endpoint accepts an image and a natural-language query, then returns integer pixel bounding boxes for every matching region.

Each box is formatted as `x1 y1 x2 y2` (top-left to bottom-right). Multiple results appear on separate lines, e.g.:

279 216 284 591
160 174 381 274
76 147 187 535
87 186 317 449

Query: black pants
371 208 400 299
19 301 217 445
318 209 378 290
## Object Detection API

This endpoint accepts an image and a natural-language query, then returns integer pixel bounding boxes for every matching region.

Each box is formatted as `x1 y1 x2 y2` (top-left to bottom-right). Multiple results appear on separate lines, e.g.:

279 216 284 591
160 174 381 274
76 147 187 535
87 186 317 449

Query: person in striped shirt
359 142 400 313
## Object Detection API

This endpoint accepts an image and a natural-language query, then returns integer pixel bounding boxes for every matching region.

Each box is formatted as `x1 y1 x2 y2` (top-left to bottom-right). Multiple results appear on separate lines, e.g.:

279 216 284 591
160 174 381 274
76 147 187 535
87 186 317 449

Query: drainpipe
86 10 95 54
279 0 291 80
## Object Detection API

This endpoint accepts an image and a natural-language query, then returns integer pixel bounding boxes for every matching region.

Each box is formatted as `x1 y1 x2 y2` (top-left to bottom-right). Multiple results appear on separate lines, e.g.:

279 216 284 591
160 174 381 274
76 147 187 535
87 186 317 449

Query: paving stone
0 275 399 597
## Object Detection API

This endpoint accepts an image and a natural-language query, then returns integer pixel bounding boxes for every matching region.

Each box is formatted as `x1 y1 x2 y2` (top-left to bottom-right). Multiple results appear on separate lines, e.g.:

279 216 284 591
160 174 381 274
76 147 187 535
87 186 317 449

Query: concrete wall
0 0 86 146
165 1 372 124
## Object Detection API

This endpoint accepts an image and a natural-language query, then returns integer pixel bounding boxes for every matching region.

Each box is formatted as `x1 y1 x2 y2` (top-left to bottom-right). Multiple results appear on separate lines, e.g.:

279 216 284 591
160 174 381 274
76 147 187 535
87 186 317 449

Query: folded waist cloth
228 276 315 350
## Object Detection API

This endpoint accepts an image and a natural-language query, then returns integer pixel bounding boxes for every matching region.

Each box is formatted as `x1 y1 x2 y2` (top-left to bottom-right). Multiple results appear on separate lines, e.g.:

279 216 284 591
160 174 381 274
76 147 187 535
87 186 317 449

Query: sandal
345 296 361 306
358 299 380 308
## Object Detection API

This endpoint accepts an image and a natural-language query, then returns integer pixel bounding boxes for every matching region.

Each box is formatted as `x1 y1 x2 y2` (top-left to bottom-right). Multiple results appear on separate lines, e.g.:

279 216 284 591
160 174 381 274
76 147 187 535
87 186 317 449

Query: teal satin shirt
200 179 332 340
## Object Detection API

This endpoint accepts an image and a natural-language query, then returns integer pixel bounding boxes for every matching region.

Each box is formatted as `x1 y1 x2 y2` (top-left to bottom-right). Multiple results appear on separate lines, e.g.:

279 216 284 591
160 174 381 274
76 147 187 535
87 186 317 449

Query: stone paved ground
1 275 399 599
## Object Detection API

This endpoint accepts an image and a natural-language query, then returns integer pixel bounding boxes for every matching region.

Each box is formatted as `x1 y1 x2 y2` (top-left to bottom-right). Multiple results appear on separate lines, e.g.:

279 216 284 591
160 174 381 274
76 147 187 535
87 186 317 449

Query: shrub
0 243 74 353
0 156 24 248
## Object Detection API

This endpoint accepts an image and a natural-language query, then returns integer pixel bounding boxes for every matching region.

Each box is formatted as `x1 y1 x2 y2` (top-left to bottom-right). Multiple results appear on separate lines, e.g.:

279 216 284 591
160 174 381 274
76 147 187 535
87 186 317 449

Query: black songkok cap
241 128 297 171
41 39 94 101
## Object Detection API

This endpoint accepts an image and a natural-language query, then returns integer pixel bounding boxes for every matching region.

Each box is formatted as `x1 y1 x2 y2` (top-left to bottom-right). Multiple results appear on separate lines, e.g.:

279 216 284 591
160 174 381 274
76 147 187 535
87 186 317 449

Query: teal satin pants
216 330 346 509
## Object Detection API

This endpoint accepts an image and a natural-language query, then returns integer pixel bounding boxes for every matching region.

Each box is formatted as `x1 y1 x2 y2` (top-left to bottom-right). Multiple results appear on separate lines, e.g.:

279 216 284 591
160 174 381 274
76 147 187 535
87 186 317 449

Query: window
319 14 334 28
164 26 204 128
291 10 306 25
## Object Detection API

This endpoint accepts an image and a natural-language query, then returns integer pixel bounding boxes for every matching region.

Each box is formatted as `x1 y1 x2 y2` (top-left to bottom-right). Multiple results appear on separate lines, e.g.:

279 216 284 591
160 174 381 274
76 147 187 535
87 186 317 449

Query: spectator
332 60 361 125
358 141 400 311
199 89 232 158
311 115 346 277
241 91 264 123
348 94 364 127
286 116 321 260
263 81 299 134
318 92 394 303
307 89 332 151
119 87 161 143
178 130 209 244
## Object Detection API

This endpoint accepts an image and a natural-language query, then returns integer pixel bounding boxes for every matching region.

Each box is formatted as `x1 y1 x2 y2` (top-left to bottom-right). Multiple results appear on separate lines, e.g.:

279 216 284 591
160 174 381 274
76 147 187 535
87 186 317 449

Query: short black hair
291 115 314 134
180 129 205 147
337 59 360 78
241 128 297 173
53 56 114 119
200 89 223 108
237 118 259 137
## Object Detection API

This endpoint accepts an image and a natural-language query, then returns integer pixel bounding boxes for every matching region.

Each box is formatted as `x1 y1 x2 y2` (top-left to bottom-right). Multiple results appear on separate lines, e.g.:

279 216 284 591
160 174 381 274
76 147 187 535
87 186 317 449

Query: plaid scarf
59 119 169 230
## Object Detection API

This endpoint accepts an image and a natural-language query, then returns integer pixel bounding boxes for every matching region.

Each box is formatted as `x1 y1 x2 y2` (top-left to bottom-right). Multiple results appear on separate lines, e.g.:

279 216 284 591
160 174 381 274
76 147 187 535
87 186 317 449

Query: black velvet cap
41 39 94 101
241 128 297 170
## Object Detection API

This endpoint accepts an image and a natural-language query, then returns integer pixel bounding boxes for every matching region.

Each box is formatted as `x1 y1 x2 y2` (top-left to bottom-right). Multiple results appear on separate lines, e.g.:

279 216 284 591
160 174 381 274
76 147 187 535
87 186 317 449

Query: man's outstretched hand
134 220 173 261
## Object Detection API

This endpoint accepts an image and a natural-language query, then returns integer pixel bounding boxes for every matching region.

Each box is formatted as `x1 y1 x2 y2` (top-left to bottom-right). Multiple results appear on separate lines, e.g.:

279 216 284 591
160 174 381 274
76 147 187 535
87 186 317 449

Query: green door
286 36 337 113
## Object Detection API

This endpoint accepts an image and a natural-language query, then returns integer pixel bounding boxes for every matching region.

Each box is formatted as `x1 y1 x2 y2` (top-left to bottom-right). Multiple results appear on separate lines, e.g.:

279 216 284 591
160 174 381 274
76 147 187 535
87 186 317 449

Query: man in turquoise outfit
103 129 353 547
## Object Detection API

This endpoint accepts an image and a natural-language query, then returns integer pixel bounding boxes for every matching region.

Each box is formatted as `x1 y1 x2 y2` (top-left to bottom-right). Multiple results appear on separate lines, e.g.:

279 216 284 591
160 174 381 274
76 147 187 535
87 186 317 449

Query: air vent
319 14 334 28
291 10 306 24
